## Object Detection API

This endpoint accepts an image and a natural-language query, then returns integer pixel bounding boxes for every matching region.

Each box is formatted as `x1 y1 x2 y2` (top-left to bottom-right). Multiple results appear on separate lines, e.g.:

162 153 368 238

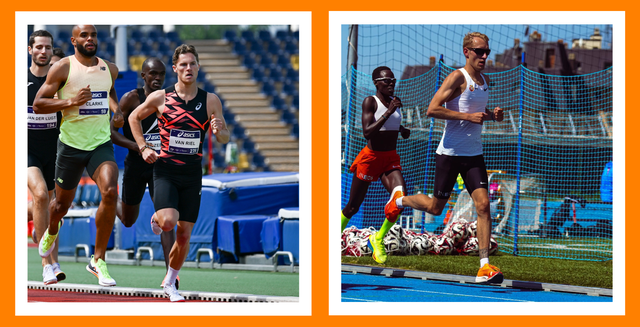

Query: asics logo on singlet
177 131 197 138
145 134 160 141
28 82 34 87
92 92 104 98
195 102 202 111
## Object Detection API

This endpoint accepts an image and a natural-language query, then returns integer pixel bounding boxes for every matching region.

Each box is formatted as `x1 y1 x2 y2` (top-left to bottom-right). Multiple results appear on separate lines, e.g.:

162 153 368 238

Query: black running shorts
433 154 488 199
28 149 57 191
121 154 154 205
152 160 202 223
54 140 115 190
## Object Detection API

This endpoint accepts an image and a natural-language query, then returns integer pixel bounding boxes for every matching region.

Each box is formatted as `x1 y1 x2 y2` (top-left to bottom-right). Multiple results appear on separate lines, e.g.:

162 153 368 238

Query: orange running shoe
476 263 504 284
384 190 404 221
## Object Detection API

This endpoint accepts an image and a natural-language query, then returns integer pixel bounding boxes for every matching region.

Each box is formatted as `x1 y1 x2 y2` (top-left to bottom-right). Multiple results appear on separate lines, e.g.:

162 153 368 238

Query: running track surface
342 273 612 302
28 289 211 302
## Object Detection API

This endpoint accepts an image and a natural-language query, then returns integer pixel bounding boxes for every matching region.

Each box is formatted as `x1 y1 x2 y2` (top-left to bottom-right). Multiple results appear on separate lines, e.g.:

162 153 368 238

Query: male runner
129 44 229 302
33 25 124 286
385 32 505 283
110 57 179 288
27 29 64 285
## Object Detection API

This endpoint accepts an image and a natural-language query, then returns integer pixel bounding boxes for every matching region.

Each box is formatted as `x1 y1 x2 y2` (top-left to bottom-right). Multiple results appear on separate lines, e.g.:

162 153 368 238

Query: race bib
27 106 57 130
144 133 161 154
78 91 109 115
168 129 200 155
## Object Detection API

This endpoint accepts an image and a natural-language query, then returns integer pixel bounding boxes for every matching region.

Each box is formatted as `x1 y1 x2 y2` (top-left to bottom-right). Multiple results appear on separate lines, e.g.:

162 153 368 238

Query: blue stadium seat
166 31 181 44
213 152 226 168
97 30 111 43
281 109 296 124
291 121 299 139
232 126 247 141
223 111 236 126
259 53 274 69
57 30 71 43
267 40 281 55
147 29 163 42
285 41 299 55
286 67 299 83
224 29 237 42
157 40 172 56
275 30 291 42
262 81 278 98
277 53 292 70
241 30 256 42
242 139 256 154
272 95 287 110
243 53 257 70
281 80 298 96
293 30 299 40
269 67 284 83
251 66 266 83
252 153 267 169
258 30 272 43
130 29 144 42
233 40 247 57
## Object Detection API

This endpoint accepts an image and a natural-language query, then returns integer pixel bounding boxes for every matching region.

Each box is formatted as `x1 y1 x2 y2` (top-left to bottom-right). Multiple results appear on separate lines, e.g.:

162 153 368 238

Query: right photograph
337 18 621 307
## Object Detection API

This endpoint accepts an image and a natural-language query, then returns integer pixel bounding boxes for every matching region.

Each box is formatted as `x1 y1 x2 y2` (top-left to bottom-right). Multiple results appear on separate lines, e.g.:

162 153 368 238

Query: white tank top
436 68 489 156
373 95 401 131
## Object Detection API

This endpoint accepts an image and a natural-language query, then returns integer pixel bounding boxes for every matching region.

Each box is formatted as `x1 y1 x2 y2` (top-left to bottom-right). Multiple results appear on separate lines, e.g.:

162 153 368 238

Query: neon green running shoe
367 233 387 264
38 228 58 258
86 255 116 286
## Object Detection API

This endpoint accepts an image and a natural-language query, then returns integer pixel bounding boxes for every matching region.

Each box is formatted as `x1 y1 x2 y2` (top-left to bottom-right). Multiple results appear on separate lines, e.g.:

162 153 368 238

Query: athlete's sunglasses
374 77 396 84
467 48 491 57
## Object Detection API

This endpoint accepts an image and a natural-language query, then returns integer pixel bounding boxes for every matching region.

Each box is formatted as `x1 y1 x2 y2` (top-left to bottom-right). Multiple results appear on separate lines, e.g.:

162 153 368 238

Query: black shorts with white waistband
433 154 488 199
152 160 202 224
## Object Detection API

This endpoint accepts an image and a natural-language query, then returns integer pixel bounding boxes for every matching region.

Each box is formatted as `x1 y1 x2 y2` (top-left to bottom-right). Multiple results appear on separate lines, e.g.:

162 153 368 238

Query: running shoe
42 264 57 285
161 275 180 290
163 283 185 302
384 190 404 221
476 263 504 284
52 262 66 282
38 228 58 258
151 215 162 235
367 233 387 264
86 255 116 286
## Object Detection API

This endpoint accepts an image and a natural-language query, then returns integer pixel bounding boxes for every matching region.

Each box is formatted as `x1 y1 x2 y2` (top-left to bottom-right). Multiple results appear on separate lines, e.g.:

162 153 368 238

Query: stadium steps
185 38 299 172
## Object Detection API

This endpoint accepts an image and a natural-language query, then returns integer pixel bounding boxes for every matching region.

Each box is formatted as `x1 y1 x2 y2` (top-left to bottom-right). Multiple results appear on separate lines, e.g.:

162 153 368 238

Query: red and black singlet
158 85 210 167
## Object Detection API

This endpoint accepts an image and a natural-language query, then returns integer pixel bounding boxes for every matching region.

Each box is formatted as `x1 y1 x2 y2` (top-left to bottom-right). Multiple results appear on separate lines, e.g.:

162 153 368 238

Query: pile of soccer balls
341 219 498 257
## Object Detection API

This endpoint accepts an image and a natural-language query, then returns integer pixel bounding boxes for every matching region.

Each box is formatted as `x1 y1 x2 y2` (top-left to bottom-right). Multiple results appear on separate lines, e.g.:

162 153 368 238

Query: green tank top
57 55 112 151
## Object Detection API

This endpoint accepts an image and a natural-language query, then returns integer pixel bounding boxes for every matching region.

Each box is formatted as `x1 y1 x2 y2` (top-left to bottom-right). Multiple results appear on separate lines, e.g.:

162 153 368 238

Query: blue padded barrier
215 215 272 262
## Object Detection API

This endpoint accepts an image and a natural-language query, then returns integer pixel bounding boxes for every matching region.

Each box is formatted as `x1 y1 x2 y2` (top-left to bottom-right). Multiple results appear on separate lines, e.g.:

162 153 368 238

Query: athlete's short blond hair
463 32 489 48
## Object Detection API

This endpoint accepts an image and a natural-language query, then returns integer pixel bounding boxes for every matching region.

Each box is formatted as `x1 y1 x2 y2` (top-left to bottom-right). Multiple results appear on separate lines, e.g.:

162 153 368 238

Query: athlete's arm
106 61 124 128
482 74 504 122
110 90 140 154
361 96 402 139
129 90 164 163
427 70 488 124
33 58 91 114
207 93 230 144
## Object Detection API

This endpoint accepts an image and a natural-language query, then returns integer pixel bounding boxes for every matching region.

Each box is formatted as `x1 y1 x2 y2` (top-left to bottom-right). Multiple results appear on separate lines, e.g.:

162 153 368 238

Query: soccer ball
489 237 499 255
434 235 455 255
445 221 469 247
462 237 479 255
410 235 433 255
466 220 478 238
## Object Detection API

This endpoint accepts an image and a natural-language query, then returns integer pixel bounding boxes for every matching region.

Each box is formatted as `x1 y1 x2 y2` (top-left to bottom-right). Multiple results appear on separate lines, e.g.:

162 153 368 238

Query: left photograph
22 21 303 308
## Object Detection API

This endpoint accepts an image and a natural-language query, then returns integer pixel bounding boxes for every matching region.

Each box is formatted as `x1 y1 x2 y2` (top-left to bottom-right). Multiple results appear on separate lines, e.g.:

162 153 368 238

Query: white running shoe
161 275 180 289
163 283 185 302
151 216 162 235
86 255 116 286
42 264 57 285
52 263 66 282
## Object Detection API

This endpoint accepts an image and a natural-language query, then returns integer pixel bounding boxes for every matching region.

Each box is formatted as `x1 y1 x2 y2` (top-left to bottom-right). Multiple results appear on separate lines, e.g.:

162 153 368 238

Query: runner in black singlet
27 29 65 285
110 57 179 288
129 44 229 302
